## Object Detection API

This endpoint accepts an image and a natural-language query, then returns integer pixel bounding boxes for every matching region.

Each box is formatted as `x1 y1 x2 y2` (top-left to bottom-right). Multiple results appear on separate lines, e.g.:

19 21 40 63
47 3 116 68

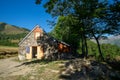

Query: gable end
18 25 44 46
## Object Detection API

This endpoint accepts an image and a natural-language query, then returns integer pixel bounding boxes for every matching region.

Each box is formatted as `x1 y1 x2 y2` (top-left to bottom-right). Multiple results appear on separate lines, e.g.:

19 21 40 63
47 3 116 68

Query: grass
32 60 66 80
0 46 18 59
0 46 18 52
0 60 67 80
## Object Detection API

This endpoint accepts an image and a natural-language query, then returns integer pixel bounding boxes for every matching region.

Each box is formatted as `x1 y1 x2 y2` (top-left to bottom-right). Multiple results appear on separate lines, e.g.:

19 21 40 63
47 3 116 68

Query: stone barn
18 25 71 60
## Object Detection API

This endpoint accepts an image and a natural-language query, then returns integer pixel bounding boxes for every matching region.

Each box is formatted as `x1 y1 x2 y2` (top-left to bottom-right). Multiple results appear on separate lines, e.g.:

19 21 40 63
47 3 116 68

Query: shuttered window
26 46 30 53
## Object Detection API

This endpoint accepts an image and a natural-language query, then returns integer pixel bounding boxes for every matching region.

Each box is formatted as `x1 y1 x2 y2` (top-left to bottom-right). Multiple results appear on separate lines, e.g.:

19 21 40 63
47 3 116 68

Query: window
35 32 40 39
26 46 30 53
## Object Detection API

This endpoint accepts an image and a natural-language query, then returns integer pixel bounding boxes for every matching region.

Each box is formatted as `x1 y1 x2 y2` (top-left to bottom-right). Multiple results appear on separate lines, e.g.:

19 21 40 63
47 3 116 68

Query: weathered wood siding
58 43 70 53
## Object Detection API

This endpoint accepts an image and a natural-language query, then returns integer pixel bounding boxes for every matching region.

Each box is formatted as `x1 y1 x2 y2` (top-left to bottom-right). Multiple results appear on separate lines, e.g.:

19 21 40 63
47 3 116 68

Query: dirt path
0 57 32 77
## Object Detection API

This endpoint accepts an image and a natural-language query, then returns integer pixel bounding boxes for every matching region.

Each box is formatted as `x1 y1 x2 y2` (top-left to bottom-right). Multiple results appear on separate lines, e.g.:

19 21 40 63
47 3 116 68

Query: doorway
32 46 37 58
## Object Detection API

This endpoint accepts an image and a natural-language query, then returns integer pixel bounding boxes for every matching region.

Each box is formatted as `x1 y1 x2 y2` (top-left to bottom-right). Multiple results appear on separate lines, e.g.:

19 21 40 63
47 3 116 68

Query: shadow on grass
106 60 120 72
15 59 52 67
59 70 87 80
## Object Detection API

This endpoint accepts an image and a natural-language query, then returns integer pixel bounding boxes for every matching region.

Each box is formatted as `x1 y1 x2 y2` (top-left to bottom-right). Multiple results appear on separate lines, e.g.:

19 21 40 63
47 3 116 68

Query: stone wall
37 33 72 60
18 32 38 60
18 29 71 60
37 33 58 60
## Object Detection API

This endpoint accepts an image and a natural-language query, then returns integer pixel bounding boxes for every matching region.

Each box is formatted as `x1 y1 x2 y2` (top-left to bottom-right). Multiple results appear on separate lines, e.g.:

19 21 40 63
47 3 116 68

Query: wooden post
37 46 44 59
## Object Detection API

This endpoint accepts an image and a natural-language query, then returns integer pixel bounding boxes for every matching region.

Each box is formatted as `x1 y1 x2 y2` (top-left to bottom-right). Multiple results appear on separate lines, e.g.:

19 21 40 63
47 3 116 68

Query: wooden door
32 46 37 58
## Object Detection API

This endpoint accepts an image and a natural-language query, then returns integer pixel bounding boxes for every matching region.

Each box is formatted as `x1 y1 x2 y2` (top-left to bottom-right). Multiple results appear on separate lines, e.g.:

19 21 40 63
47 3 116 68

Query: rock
60 59 120 80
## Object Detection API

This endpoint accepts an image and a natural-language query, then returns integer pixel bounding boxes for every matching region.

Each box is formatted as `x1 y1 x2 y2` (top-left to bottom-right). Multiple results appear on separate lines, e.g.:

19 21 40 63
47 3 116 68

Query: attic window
35 32 40 39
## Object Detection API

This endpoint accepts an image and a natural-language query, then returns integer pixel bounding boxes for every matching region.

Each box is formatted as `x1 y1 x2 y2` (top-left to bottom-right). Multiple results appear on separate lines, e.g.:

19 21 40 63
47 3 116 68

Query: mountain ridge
0 22 30 35
91 35 120 47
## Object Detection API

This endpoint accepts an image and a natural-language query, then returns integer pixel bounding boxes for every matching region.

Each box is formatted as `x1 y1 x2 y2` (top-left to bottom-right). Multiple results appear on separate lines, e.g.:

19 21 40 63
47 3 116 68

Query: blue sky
0 0 53 32
0 0 115 32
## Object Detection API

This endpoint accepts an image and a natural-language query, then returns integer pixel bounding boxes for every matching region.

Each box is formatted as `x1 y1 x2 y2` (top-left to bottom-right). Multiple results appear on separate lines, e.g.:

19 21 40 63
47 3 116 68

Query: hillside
0 22 29 34
0 22 30 47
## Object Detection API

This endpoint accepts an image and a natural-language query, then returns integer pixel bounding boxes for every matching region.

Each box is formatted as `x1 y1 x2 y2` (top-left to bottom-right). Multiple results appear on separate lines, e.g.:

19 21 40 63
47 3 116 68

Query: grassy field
0 46 18 51
0 46 18 59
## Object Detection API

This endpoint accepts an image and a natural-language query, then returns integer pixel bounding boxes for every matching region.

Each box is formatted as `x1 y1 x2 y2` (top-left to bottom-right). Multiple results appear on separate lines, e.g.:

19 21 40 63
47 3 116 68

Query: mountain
91 35 120 47
100 35 120 47
0 22 30 47
0 22 29 34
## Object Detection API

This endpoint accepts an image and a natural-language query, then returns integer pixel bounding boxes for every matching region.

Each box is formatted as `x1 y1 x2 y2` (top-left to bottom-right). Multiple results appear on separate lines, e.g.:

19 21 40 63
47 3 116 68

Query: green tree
44 0 107 59
91 0 120 60
36 0 120 60
50 15 80 54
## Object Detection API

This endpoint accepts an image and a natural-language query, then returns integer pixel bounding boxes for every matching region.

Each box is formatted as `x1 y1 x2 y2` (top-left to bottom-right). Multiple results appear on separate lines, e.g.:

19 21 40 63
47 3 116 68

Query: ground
0 56 66 80
0 46 65 80
0 56 120 80
0 57 32 77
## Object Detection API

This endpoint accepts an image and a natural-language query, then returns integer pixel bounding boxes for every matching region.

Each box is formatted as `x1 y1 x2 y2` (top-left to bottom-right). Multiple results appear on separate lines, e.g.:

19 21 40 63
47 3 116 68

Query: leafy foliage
50 15 80 48
37 0 120 60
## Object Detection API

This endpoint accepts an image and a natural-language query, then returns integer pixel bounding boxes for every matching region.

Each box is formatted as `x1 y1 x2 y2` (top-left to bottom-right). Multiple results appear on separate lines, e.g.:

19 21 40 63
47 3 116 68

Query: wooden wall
58 43 70 53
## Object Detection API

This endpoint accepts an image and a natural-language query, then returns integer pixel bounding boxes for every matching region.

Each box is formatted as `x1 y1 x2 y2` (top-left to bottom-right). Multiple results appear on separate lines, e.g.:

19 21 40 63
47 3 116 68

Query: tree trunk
81 31 85 58
81 30 88 58
84 35 88 58
92 33 104 61
83 26 88 58
96 38 104 60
